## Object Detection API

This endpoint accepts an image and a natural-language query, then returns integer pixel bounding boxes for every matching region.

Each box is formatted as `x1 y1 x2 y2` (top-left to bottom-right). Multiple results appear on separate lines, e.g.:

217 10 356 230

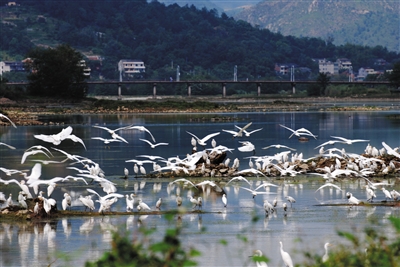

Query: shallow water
0 111 400 267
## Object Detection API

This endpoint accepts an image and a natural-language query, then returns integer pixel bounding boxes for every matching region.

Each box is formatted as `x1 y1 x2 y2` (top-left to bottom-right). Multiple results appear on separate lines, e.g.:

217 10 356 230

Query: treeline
2 0 400 82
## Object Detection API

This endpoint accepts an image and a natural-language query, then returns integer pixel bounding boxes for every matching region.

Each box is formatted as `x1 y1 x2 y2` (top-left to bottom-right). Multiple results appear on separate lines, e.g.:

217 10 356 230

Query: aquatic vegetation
85 213 200 267
303 216 400 267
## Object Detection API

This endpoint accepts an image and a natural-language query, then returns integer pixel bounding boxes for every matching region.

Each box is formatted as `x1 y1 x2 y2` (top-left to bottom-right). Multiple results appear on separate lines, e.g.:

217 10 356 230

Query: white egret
62 193 72 210
91 137 123 144
234 124 262 137
139 138 168 148
279 124 317 139
273 197 278 208
38 191 56 215
346 192 360 206
18 191 27 209
285 196 296 207
137 155 165 161
240 186 275 199
381 142 400 158
176 194 182 207
283 202 288 215
79 196 95 211
0 113 17 128
0 142 16 149
125 194 135 211
315 182 342 193
172 178 198 189
262 144 296 151
0 192 6 203
0 178 33 199
238 141 255 154
381 187 392 201
365 185 376 202
222 122 252 138
128 125 156 142
20 162 42 184
263 199 275 215
6 193 13 207
155 198 162 210
279 241 294 267
139 165 146 175
252 249 268 267
85 188 122 212
222 194 227 207
34 126 85 148
225 176 252 187
92 125 131 143
322 242 332 263
189 195 199 209
21 149 51 164
33 202 39 214
186 131 220 147
330 136 369 145
314 139 344 149
137 199 151 211
254 182 279 192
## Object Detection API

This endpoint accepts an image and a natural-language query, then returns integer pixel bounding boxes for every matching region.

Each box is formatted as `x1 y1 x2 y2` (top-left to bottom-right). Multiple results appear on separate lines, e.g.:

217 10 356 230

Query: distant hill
1 0 399 84
157 0 259 15
234 0 400 52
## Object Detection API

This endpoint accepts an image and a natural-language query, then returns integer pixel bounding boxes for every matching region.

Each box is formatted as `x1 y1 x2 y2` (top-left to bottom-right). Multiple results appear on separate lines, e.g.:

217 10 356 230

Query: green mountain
234 0 400 52
1 0 399 84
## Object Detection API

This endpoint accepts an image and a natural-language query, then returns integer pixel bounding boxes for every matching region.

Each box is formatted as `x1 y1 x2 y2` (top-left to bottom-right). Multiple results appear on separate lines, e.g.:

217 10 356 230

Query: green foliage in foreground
85 215 400 267
304 216 400 267
85 225 200 267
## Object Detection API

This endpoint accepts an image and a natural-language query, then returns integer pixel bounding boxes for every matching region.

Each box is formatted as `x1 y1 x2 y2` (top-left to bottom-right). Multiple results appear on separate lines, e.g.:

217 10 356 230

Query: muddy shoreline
1 96 400 126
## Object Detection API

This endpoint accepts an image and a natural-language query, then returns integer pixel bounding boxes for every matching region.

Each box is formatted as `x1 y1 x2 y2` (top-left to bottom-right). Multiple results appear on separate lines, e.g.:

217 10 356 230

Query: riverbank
1 95 400 126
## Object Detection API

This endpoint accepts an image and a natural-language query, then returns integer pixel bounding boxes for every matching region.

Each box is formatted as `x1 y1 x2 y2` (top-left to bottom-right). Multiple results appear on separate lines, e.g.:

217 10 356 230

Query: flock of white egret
1 112 400 267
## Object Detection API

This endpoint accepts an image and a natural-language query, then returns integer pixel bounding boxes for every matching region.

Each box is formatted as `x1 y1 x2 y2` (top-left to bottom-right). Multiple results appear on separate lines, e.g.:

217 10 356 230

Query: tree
26 44 88 99
316 72 330 95
388 61 400 89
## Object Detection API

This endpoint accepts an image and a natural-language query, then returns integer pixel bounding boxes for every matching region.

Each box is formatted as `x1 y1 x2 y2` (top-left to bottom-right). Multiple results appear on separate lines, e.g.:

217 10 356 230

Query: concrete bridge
6 80 392 98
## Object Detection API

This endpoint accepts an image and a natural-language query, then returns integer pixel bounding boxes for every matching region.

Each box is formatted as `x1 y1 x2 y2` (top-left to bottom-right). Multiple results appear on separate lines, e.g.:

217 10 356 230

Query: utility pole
176 65 180 81
349 66 353 82
291 65 295 94
118 60 123 100
233 65 237 81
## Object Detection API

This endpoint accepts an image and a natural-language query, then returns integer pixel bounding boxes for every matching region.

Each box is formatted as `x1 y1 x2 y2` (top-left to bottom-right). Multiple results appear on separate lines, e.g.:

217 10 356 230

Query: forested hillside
235 0 399 53
1 0 399 82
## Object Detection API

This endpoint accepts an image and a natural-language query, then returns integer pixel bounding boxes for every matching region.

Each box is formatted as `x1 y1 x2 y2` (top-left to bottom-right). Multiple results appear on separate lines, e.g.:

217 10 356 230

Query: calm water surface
0 111 400 267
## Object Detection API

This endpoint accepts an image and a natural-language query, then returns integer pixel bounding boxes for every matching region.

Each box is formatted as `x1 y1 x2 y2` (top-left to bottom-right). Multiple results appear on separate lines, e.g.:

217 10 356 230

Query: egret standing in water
322 242 332 263
62 193 72 210
176 194 182 207
346 192 360 207
252 250 268 267
279 241 293 267
285 196 296 207
222 194 227 207
283 203 288 216
155 198 162 210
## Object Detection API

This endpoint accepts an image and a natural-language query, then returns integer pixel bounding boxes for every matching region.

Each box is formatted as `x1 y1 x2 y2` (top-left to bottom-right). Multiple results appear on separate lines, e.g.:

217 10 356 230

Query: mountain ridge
234 0 399 52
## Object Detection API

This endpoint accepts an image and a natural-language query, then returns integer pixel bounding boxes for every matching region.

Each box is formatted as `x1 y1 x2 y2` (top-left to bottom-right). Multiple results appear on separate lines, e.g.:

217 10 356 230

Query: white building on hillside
318 59 338 75
118 59 146 77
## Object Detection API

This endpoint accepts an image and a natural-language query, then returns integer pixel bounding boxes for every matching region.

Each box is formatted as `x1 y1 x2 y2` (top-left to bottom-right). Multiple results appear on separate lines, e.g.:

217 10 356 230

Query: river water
0 111 400 267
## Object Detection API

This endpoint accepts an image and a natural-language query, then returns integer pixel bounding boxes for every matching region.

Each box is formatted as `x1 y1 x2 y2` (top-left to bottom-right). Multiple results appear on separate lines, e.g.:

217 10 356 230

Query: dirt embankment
1 96 399 126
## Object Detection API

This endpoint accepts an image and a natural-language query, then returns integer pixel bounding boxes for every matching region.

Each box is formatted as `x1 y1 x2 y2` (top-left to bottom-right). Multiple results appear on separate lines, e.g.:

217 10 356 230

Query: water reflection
1 112 400 266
